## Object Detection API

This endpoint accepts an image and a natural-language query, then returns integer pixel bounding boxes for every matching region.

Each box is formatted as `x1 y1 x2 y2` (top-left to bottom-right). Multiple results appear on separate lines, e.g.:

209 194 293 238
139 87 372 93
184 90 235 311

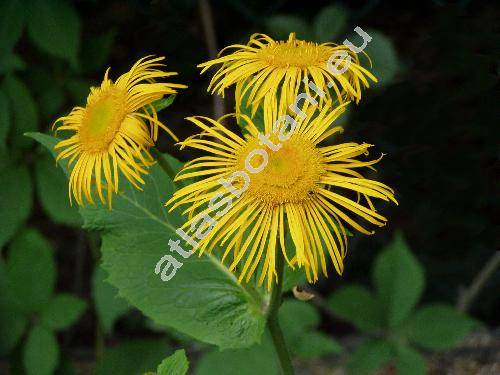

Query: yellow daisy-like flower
167 101 397 289
53 56 186 207
198 33 377 118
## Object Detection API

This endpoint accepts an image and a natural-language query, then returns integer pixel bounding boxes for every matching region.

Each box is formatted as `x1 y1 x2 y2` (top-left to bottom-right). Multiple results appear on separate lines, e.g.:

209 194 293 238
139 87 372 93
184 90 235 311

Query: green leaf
294 331 343 359
328 284 383 332
3 75 38 149
402 304 478 351
26 0 81 67
279 300 319 334
0 90 10 149
0 165 33 248
196 334 277 375
23 325 60 375
0 53 26 75
26 132 61 159
157 349 189 375
95 339 170 375
147 95 177 115
92 266 130 335
282 266 306 292
313 5 348 42
40 294 87 331
373 232 424 327
394 344 426 375
96 169 266 349
80 30 115 73
266 15 312 40
348 339 393 375
0 0 25 54
6 229 56 313
0 259 27 356
0 305 27 355
35 152 82 226
279 300 342 359
29 132 267 350
38 87 65 120
359 29 401 87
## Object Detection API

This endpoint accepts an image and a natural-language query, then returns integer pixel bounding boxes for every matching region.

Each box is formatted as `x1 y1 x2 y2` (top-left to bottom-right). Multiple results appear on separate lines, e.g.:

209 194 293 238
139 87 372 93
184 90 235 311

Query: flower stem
267 248 295 375
151 147 177 182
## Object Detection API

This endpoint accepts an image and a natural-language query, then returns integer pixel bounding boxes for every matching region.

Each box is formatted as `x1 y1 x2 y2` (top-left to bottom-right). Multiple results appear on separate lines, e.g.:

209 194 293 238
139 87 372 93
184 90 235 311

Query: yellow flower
198 33 377 118
167 101 397 289
53 56 186 207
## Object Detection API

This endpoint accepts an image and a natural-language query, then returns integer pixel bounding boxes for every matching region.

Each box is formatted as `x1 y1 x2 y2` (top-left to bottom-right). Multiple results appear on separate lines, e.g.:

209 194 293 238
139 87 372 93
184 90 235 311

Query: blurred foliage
0 0 115 243
0 229 86 375
0 0 497 374
279 300 342 359
95 339 171 375
154 349 189 375
266 4 348 42
328 233 479 374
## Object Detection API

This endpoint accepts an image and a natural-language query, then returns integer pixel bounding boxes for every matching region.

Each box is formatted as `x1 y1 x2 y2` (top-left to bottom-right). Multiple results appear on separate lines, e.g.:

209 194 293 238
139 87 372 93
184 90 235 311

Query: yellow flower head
198 33 377 118
53 56 186 207
167 101 397 290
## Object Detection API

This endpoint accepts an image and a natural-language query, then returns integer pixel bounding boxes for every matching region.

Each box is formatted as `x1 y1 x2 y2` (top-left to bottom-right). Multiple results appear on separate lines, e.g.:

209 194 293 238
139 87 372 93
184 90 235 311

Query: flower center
239 135 325 205
256 34 331 69
79 86 127 152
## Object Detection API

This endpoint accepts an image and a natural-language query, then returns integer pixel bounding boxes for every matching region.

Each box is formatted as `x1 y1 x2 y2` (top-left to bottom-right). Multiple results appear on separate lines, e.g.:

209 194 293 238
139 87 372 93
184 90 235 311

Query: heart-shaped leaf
28 132 267 349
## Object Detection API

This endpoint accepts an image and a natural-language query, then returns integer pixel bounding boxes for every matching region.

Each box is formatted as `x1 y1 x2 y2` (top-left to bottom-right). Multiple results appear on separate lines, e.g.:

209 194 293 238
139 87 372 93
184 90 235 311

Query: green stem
151 147 177 182
267 248 295 375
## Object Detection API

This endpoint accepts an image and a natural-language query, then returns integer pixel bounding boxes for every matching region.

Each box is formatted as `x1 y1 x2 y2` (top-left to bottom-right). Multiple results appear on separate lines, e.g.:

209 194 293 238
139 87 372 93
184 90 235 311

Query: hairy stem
267 248 295 375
